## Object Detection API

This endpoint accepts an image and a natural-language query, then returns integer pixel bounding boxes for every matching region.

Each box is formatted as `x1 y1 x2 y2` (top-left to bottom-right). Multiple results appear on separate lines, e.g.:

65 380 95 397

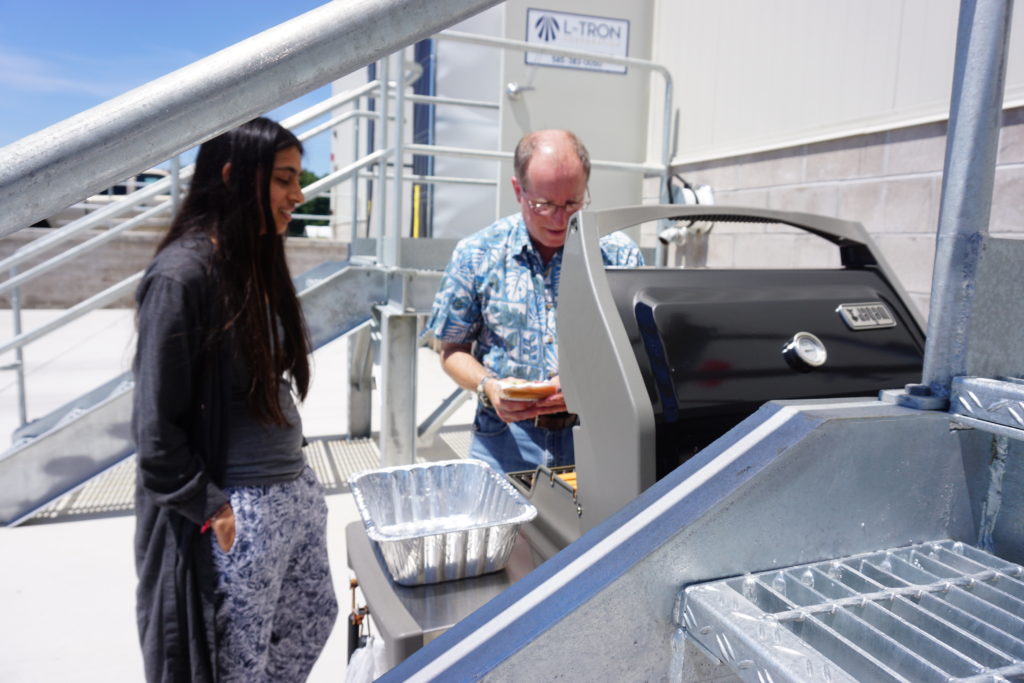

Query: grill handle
590 204 880 268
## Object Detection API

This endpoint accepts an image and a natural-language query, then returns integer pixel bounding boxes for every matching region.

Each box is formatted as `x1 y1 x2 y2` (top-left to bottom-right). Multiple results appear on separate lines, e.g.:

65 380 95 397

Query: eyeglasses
522 190 590 217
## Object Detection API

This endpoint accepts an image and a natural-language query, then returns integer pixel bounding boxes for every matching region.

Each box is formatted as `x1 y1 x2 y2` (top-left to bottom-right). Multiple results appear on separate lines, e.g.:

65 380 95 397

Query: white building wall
646 0 1024 321
650 0 1024 163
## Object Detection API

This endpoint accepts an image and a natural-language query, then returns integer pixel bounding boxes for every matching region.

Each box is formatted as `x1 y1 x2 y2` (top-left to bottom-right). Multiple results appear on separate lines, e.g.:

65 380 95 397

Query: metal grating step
681 540 1024 682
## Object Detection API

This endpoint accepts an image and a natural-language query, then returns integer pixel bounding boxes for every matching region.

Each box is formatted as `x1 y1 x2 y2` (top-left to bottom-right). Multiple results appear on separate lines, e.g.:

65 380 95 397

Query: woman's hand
210 505 236 552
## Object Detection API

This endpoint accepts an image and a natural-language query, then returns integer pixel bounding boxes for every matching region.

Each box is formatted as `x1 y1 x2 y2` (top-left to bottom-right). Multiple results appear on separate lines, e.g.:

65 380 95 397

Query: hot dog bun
497 378 558 401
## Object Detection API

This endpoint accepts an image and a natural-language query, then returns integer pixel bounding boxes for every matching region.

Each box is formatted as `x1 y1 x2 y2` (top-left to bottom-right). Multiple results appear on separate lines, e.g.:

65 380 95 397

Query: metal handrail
0 79 387 280
281 80 382 130
299 109 381 140
0 176 185 274
0 84 395 296
0 147 394 363
437 29 675 194
405 93 498 110
0 273 144 358
304 149 391 199
357 172 496 187
0 66 425 364
403 143 664 176
0 201 172 297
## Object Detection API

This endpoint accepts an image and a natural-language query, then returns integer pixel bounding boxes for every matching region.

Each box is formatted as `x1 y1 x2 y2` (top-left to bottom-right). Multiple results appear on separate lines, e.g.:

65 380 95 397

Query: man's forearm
439 344 491 392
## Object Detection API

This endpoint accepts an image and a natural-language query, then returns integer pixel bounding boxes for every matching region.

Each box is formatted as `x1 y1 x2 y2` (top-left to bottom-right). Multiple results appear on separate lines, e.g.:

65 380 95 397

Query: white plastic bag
345 635 387 683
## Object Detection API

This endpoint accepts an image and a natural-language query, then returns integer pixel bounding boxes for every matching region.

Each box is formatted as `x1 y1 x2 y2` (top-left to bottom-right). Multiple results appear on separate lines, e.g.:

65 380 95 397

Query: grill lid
681 540 1024 682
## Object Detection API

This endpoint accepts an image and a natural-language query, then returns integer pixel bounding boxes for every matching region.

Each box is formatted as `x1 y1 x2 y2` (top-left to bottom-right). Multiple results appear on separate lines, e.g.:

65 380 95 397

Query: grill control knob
783 331 827 372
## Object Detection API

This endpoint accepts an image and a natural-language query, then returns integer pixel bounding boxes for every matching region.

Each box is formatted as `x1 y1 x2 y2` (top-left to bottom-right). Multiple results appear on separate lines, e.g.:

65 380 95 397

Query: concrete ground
0 309 475 682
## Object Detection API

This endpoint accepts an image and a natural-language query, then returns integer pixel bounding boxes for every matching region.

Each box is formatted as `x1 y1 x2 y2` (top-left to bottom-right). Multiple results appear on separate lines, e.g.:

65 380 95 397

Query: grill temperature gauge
783 331 827 372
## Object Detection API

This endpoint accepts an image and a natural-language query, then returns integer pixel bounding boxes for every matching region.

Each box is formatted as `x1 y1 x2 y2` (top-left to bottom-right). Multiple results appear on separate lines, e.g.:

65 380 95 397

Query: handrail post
351 94 362 242
920 0 1014 398
656 78 675 266
9 268 27 428
375 57 390 265
387 48 406 267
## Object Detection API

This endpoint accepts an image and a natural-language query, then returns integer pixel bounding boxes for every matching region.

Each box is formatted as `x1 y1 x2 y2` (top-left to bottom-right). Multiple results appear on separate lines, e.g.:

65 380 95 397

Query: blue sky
0 0 339 175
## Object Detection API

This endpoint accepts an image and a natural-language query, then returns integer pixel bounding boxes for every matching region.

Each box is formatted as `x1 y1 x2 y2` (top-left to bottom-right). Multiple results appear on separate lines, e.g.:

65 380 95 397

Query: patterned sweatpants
210 467 338 682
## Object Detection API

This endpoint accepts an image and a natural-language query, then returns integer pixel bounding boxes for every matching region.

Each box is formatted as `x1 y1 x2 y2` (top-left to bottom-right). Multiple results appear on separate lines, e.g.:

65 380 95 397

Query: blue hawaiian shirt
425 213 644 381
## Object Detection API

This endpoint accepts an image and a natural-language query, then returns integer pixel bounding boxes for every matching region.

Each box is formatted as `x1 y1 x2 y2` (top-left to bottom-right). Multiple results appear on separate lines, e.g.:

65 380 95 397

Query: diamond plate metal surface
950 376 1024 441
951 377 1024 426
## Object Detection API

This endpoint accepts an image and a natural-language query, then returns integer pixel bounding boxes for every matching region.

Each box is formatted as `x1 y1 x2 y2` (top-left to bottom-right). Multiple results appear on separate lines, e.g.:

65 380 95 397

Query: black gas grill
527 205 930 543
608 266 925 476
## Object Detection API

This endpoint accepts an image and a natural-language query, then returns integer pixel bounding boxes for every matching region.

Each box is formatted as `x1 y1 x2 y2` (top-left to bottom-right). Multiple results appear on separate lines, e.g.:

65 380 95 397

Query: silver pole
0 0 503 238
351 94 362 243
921 0 1014 397
10 270 27 427
387 48 406 267
376 57 390 265
656 76 675 266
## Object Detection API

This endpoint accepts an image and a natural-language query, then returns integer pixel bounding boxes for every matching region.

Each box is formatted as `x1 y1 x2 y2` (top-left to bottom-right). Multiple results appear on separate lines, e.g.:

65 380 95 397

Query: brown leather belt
533 412 579 430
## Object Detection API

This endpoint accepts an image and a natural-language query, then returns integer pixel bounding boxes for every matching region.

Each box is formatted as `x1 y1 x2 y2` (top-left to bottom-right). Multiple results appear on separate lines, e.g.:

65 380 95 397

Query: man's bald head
513 130 590 191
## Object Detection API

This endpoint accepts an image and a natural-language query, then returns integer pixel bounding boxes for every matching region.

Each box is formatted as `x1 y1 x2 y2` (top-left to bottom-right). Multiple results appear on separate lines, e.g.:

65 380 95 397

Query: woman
132 117 338 682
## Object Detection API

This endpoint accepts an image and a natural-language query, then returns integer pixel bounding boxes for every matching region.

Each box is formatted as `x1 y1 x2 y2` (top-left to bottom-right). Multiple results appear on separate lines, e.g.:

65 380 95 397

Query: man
425 130 644 474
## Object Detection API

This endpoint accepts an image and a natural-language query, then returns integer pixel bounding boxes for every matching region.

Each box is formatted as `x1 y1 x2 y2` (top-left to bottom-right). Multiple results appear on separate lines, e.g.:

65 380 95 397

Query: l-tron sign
525 9 630 74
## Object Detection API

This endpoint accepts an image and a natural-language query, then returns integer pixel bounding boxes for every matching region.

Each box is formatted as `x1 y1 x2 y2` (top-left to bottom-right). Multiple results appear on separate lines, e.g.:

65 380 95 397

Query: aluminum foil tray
349 459 537 586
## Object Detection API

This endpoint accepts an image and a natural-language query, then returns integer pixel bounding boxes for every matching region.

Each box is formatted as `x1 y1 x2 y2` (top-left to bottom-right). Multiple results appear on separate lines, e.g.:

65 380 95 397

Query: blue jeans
469 406 575 474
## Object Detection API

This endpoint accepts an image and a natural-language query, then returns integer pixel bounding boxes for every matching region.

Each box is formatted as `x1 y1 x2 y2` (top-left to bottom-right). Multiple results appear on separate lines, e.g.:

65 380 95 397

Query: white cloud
0 50 119 97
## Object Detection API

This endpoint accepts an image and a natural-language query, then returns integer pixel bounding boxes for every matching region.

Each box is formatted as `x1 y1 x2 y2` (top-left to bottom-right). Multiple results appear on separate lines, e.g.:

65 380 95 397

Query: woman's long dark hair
158 117 310 426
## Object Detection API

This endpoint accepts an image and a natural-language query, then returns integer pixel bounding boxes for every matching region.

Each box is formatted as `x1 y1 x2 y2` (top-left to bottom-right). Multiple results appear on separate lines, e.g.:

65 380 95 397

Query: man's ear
511 176 522 200
221 162 232 185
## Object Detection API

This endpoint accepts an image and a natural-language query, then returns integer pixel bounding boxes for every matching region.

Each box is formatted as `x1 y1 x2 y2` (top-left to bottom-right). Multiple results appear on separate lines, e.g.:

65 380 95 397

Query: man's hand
437 344 571 423
489 375 569 423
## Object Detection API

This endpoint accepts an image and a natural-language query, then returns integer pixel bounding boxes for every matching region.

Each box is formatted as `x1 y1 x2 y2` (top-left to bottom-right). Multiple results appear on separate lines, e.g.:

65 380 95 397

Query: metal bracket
882 383 950 411
505 82 535 100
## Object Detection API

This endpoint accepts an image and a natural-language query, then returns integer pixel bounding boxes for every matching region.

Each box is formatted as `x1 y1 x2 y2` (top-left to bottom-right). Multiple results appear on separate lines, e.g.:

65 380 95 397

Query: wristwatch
476 375 494 409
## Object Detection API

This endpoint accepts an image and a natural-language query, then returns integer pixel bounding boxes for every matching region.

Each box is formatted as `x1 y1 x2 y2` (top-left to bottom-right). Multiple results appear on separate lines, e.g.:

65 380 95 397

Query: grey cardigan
132 235 230 682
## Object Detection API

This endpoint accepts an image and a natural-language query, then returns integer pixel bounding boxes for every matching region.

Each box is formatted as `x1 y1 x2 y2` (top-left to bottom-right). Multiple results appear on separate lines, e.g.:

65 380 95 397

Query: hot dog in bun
497 378 558 401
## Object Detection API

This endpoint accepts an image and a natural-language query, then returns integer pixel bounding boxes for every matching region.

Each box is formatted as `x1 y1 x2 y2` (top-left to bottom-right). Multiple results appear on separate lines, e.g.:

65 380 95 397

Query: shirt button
545 336 553 343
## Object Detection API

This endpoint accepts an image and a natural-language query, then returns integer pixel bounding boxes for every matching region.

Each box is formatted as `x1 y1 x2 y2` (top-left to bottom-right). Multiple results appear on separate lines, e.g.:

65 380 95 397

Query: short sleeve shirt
424 213 644 380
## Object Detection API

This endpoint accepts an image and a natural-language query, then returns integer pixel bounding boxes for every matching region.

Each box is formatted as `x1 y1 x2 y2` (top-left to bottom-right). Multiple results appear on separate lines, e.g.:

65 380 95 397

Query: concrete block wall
0 230 350 309
663 106 1024 322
